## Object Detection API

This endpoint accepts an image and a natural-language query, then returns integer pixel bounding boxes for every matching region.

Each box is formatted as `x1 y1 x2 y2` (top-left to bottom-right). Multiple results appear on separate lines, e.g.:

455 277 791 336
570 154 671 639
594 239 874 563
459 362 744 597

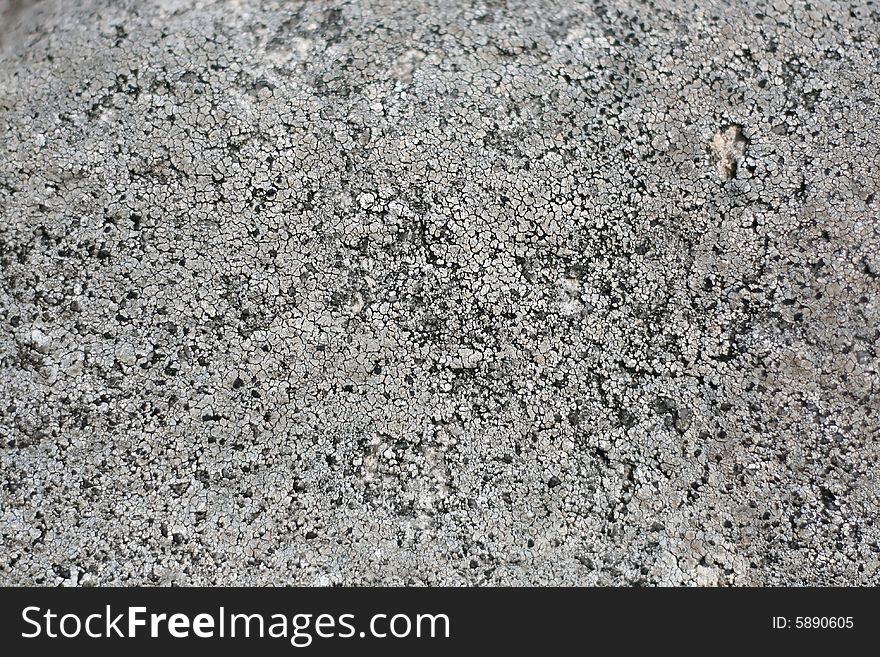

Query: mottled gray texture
1 0 878 586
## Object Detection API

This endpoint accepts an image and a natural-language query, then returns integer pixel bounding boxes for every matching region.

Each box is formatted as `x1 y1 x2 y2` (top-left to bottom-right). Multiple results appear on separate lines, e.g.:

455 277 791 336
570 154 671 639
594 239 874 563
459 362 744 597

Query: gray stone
0 0 878 586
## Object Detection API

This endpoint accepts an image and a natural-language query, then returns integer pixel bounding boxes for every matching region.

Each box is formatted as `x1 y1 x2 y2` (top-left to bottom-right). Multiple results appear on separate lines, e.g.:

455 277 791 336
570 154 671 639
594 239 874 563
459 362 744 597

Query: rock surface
1 0 878 585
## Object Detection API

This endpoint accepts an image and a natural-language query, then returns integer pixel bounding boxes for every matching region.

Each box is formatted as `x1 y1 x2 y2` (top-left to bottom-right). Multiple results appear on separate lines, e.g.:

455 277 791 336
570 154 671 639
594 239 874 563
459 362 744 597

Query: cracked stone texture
1 0 878 586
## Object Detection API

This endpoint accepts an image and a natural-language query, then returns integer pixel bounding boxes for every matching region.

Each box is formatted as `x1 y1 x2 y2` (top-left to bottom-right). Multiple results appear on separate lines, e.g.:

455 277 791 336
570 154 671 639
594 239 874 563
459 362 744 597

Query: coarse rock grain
1 0 878 586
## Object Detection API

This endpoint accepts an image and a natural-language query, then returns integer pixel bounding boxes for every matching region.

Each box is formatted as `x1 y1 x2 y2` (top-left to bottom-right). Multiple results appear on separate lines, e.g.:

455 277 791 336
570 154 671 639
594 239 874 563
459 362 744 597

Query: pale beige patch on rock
710 125 748 179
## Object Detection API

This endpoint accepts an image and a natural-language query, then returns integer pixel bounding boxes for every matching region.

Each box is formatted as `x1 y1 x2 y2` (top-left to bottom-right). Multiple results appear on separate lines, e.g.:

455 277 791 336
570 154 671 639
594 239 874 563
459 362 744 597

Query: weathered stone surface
1 0 878 585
